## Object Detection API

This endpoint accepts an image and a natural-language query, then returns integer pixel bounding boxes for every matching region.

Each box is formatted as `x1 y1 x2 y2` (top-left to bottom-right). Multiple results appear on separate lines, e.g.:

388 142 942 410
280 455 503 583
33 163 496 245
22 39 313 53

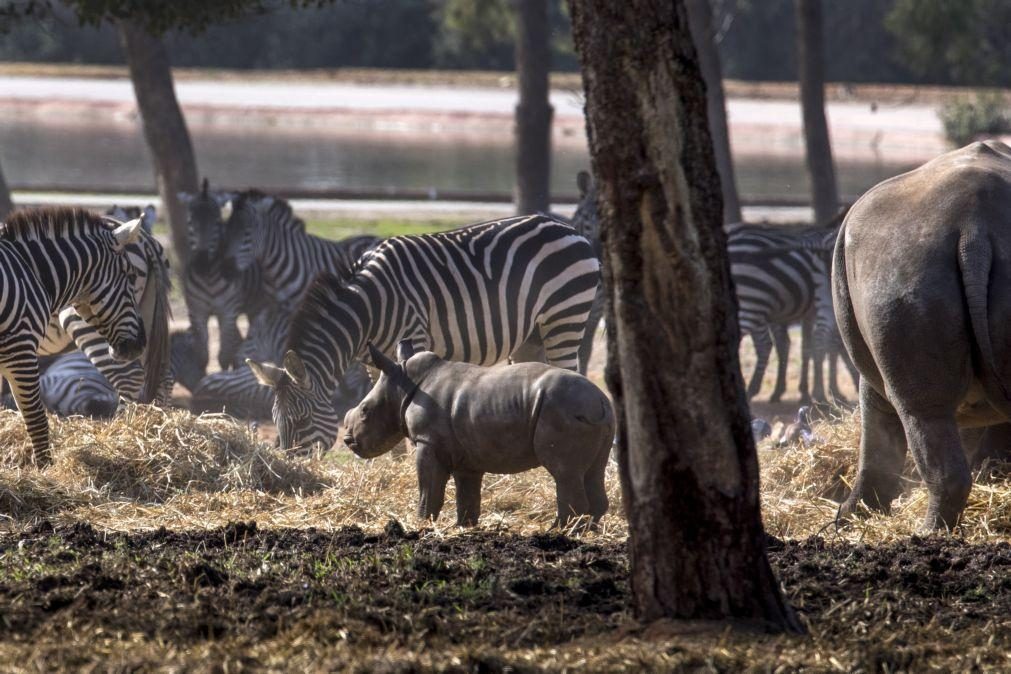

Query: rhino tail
958 226 1009 401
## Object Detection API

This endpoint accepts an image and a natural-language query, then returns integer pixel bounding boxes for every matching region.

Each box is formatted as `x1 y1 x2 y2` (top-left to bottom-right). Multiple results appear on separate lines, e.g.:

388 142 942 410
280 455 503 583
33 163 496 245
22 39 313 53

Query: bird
751 418 772 444
779 406 820 447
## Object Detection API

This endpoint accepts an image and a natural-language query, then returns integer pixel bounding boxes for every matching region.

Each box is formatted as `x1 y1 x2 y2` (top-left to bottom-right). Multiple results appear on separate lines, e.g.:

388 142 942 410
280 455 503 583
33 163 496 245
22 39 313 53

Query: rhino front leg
553 473 591 530
416 444 450 522
453 471 484 526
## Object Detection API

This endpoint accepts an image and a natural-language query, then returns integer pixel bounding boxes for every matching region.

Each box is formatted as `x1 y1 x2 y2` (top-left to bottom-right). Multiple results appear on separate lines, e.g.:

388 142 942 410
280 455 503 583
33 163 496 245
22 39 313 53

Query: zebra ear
368 343 398 377
577 170 593 198
112 218 144 251
247 359 285 388
282 350 311 389
396 340 416 363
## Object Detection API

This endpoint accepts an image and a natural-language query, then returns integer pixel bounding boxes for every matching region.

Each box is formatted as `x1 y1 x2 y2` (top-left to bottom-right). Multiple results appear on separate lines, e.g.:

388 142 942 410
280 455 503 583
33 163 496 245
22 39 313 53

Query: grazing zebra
247 214 600 451
33 205 172 405
0 208 146 464
223 191 380 304
179 179 259 372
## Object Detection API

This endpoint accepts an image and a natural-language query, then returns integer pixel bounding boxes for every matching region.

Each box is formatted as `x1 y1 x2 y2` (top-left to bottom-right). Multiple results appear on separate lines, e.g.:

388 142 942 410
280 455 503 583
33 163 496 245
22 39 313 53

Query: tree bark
795 0 838 226
686 0 741 224
0 156 13 219
568 0 801 631
119 19 198 270
513 0 553 214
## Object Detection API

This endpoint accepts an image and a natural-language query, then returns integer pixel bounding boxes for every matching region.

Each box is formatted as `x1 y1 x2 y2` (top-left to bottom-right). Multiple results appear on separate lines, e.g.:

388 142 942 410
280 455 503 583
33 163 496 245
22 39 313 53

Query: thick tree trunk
568 0 801 631
795 0 838 225
119 19 198 270
513 0 553 214
0 156 12 219
686 0 741 224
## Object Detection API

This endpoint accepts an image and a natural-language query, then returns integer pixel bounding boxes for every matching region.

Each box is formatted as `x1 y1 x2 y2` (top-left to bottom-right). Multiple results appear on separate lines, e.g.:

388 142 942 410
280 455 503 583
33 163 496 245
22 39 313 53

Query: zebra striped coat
0 352 120 419
35 205 172 405
224 191 379 304
0 208 146 464
247 214 601 451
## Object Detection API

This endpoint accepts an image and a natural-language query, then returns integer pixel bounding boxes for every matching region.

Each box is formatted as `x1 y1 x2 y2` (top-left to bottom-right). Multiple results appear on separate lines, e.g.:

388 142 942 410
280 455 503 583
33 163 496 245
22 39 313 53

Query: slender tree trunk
513 0 553 214
0 156 12 219
119 19 198 270
795 0 838 225
686 0 741 224
568 0 801 631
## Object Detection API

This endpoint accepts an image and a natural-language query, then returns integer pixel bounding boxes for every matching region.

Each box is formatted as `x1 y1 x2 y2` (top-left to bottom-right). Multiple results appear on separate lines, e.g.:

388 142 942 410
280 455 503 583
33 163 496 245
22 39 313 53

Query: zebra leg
576 284 605 375
798 314 814 405
746 327 773 400
1 353 50 466
769 324 791 403
217 314 244 371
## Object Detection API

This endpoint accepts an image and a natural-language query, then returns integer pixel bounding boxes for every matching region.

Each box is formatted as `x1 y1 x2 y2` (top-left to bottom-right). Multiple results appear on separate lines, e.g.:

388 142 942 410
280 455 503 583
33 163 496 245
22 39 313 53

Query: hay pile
0 405 626 536
761 410 1011 542
0 404 1009 542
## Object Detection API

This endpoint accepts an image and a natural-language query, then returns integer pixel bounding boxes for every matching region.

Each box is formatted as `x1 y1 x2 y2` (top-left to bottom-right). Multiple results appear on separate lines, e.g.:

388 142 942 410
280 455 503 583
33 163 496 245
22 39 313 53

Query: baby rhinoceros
343 342 615 528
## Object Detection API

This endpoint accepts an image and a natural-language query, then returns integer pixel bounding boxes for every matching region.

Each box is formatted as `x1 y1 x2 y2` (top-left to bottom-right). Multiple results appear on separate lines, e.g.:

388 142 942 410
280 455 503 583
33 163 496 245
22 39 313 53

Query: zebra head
179 178 232 268
573 171 602 257
248 350 340 453
222 190 274 277
75 217 148 362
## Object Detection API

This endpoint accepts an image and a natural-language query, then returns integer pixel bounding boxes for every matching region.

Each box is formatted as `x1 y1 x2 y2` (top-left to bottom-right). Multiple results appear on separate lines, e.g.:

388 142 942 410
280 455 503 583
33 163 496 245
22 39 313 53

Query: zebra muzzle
111 329 146 362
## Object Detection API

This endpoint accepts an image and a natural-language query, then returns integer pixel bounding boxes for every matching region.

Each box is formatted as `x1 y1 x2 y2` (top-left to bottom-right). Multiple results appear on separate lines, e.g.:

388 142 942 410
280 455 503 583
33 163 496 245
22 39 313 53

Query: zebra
246 214 600 452
0 207 146 464
572 169 854 403
1 353 120 419
726 219 859 403
179 179 260 373
32 205 173 405
223 191 380 305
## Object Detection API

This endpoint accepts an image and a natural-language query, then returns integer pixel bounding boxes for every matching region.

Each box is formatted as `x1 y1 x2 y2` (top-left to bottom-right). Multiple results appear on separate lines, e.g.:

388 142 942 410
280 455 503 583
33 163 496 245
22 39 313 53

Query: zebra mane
1 207 112 242
232 190 306 234
285 271 346 356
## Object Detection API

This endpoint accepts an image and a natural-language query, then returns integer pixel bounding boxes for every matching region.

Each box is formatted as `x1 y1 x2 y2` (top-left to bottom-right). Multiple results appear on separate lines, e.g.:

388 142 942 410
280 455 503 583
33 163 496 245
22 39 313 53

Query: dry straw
0 404 1008 543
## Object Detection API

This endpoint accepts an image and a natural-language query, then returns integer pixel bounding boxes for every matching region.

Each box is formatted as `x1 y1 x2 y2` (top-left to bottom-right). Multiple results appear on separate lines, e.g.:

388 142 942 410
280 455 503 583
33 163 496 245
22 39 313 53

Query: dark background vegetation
2 0 1009 87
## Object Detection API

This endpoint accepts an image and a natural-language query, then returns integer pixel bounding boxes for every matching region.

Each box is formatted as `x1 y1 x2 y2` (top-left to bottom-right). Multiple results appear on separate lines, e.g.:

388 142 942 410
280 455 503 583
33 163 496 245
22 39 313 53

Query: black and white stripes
0 208 146 463
248 214 600 451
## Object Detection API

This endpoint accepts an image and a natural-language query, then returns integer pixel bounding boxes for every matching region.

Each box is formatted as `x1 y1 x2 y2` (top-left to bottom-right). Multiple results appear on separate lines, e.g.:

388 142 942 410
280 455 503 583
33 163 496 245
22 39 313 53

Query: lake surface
0 116 917 204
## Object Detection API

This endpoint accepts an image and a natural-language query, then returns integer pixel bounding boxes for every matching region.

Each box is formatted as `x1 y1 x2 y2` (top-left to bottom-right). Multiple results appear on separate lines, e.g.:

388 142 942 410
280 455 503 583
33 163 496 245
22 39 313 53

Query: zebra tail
140 248 173 403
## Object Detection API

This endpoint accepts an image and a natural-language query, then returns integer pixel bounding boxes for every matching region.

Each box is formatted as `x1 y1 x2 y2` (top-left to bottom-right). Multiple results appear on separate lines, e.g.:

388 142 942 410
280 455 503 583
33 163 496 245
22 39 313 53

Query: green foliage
885 0 1011 87
938 91 1011 147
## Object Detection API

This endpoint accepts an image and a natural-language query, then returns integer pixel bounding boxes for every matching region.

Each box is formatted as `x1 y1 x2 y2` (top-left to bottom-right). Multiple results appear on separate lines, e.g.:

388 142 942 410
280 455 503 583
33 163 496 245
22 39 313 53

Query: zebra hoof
31 449 54 469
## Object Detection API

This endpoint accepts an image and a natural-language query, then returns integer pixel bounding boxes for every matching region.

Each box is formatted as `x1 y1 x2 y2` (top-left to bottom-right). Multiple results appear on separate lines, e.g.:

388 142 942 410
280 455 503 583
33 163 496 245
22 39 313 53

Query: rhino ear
576 170 592 198
368 343 398 377
396 340 416 363
282 350 311 389
247 359 286 388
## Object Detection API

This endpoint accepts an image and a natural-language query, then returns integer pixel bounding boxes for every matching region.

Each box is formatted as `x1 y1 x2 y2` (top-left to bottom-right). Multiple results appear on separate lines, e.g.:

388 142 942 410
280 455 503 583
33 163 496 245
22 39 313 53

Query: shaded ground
0 523 1008 671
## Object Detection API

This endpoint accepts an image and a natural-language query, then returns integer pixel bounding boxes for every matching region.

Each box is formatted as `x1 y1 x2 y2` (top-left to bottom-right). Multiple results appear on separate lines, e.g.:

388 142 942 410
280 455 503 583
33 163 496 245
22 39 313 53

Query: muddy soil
0 523 1008 671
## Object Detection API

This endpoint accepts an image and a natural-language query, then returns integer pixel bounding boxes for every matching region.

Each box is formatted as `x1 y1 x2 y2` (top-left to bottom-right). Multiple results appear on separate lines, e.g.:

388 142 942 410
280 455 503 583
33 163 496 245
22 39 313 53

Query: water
0 116 917 203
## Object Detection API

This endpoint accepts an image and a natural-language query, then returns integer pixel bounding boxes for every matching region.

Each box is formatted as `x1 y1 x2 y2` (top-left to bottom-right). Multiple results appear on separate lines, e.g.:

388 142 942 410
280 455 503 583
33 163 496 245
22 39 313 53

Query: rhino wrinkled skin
343 344 614 528
833 141 1011 530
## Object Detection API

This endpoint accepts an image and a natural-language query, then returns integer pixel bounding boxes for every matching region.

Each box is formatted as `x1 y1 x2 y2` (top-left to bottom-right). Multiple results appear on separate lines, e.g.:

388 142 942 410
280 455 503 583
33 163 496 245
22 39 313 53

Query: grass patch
303 217 464 240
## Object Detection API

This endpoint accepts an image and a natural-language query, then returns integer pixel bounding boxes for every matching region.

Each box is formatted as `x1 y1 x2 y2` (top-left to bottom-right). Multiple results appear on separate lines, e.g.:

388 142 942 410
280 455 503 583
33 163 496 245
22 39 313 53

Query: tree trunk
686 0 741 224
513 0 553 214
795 0 838 226
0 156 13 219
119 19 198 270
568 0 801 631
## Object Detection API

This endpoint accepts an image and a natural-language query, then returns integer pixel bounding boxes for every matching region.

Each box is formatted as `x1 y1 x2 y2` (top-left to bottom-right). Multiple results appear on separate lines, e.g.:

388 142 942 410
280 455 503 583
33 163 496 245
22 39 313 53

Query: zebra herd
0 172 852 461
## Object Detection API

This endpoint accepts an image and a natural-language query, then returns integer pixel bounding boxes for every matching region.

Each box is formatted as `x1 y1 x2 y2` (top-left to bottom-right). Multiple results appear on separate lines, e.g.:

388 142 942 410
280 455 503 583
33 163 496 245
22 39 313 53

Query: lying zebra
2 352 119 419
0 208 147 464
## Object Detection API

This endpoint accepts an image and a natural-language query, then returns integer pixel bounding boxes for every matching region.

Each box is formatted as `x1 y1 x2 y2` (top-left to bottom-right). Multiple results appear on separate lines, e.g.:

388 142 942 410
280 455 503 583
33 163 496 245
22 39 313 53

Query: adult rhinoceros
833 140 1011 530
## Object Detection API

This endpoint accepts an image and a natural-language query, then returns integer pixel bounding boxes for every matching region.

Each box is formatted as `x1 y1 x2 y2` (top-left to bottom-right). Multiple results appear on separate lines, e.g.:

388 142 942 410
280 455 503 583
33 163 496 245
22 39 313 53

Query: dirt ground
0 523 1008 671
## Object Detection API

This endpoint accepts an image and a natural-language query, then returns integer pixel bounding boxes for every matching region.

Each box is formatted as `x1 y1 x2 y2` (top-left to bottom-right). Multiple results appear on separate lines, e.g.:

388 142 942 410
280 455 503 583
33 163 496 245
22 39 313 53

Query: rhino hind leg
902 414 971 530
583 438 611 521
840 381 908 519
454 471 484 526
